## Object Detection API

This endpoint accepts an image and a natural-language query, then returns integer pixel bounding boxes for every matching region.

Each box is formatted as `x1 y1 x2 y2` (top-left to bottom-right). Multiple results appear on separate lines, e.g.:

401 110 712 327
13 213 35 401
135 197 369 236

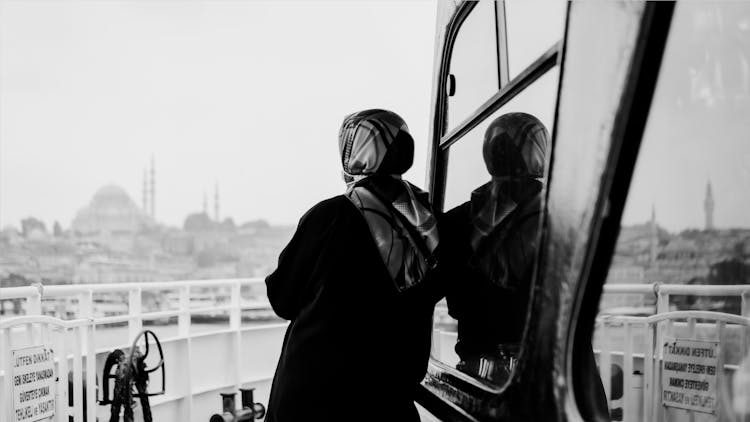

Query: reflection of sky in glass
621 2 750 232
505 0 566 79
447 0 499 131
443 67 559 210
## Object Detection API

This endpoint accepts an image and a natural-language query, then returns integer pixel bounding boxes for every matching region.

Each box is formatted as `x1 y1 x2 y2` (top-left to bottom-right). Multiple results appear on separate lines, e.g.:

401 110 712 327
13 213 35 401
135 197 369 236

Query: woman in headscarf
442 114 607 416
265 109 441 421
442 112 549 385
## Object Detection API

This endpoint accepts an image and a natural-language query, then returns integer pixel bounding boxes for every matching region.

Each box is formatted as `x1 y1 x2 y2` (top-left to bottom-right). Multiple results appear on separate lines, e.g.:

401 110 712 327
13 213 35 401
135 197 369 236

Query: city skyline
2 1 748 233
0 1 437 228
0 175 735 236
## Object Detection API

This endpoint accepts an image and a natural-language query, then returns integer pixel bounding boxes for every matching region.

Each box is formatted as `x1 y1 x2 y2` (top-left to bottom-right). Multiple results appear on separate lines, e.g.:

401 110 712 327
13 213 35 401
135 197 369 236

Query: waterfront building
72 184 156 253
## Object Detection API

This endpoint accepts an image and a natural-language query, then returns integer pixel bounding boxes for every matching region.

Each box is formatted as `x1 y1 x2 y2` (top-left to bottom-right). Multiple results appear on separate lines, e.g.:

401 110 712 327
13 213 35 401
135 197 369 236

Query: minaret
142 167 149 213
704 181 714 230
150 156 156 219
649 204 657 267
214 183 220 222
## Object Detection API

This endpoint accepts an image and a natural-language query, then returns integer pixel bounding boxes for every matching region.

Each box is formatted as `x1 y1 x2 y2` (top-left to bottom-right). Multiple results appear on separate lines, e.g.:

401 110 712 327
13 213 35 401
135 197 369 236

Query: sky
619 1 750 232
1 0 748 233
0 0 437 228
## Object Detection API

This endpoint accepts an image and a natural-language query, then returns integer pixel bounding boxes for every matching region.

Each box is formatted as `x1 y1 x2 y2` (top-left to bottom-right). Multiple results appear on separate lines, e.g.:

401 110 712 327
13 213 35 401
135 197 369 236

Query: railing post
26 287 42 316
230 281 241 330
177 285 194 421
25 285 44 344
623 322 633 422
178 286 191 337
600 320 612 407
73 327 84 422
129 287 143 340
643 322 654 422
78 289 94 357
715 321 726 422
3 328 15 422
656 288 668 314
86 322 96 422
231 281 242 394
739 291 749 421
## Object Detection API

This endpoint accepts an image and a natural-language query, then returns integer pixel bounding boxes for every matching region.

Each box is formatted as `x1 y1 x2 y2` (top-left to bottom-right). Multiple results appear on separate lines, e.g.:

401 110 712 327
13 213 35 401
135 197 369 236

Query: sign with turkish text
12 345 56 422
661 337 720 414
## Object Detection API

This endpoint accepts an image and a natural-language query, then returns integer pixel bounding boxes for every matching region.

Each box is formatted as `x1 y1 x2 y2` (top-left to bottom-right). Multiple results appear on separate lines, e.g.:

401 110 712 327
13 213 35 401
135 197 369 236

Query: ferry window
592 2 750 420
446 0 501 130
505 0 566 79
433 66 559 386
443 67 559 210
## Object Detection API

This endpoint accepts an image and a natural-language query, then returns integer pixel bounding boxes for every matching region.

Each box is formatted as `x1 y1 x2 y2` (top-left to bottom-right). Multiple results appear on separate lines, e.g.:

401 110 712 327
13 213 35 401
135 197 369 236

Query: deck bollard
210 388 265 421
210 392 237 422
240 388 266 420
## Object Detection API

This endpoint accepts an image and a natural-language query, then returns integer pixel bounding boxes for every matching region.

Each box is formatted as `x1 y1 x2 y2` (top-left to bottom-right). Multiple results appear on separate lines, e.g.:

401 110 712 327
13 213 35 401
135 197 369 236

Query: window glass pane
443 67 559 210
505 0 566 79
432 67 559 386
593 2 750 419
446 0 499 131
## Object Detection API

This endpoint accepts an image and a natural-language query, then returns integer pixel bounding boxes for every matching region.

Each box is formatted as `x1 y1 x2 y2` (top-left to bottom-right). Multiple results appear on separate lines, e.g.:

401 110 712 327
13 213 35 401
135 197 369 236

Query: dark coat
442 195 542 358
265 196 442 422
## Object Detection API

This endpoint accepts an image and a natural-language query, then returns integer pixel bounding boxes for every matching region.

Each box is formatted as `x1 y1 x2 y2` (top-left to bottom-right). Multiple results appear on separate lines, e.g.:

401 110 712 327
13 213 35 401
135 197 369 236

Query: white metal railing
1 316 96 422
601 282 750 316
597 283 750 422
0 278 288 422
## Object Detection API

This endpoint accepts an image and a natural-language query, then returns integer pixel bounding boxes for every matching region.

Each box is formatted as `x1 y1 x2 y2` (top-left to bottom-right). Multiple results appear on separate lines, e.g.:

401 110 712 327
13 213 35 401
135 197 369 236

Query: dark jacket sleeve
265 199 338 320
439 202 471 321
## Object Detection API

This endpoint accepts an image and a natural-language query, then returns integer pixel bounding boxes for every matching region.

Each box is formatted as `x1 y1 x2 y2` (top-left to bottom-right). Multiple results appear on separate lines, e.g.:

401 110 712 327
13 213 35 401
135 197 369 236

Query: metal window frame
428 11 561 212
420 0 565 419
564 2 676 420
422 1 678 420
427 0 484 211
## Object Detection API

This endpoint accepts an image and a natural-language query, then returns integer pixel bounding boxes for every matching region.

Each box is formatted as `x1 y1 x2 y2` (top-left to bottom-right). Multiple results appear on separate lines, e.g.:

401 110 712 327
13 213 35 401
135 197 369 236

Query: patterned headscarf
340 109 439 292
469 113 549 288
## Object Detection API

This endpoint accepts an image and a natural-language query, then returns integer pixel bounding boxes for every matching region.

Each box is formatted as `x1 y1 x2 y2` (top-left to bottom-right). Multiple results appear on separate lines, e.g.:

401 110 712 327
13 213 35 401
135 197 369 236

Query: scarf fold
339 109 439 291
468 112 550 289
468 180 542 290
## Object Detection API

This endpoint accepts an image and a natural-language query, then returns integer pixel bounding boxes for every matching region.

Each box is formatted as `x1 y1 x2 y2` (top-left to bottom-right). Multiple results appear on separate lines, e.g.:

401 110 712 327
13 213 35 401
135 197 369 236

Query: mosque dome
72 184 154 235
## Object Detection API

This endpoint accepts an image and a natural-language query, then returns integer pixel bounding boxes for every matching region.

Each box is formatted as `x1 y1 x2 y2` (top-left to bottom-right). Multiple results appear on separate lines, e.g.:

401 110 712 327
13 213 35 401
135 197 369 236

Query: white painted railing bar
602 282 750 296
0 278 266 299
603 283 659 294
0 315 94 329
657 284 750 296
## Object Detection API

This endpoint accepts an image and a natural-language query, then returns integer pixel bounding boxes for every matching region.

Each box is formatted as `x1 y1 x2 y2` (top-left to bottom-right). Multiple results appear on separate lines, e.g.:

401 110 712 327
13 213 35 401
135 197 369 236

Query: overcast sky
1 0 748 233
0 0 437 228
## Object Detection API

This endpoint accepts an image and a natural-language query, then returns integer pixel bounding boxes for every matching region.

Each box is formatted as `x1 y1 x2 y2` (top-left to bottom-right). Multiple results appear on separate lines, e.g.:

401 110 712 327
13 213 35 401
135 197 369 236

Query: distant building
705 181 715 231
72 185 156 252
73 253 155 284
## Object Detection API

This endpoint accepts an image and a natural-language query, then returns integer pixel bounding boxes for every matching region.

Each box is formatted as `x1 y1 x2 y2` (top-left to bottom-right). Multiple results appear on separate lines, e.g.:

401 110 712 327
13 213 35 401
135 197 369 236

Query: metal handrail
599 310 750 326
0 315 93 329
602 282 750 297
0 277 265 299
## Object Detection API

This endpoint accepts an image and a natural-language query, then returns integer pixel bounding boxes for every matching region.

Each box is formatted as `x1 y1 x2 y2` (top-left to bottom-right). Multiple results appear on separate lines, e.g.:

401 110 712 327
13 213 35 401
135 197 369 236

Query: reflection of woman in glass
443 112 548 384
265 109 441 421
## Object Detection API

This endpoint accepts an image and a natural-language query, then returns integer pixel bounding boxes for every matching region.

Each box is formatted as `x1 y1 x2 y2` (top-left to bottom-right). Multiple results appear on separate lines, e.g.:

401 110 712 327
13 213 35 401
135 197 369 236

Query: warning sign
12 345 56 422
661 338 719 414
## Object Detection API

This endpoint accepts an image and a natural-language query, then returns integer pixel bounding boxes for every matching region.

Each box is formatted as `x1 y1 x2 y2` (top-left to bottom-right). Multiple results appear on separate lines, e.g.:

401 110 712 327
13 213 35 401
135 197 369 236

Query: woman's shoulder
299 195 356 224
440 201 471 226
